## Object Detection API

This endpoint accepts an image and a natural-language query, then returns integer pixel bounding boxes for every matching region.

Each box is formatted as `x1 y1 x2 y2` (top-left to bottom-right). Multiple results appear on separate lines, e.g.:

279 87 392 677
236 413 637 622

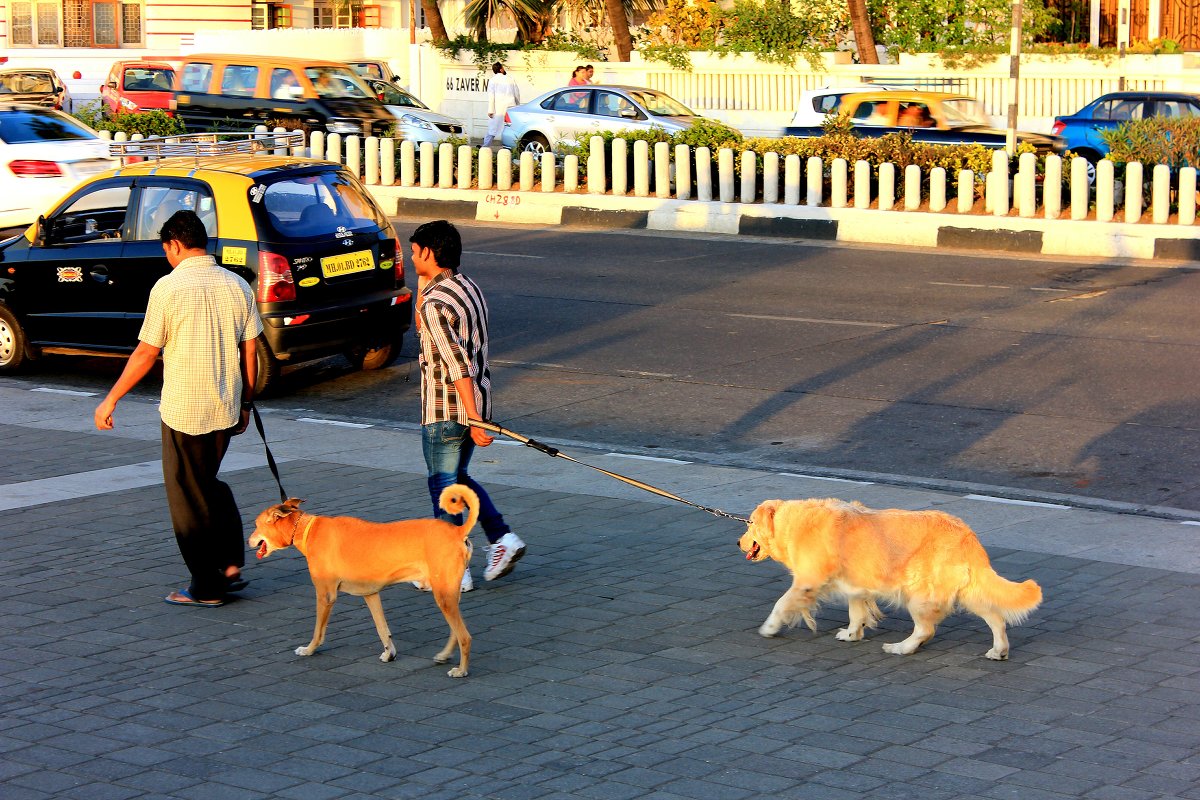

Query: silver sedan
366 79 464 144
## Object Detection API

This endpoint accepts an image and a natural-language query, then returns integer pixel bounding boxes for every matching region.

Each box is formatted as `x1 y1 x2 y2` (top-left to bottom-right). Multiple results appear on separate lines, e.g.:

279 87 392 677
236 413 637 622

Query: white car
365 79 464 144
0 106 117 230
789 85 892 128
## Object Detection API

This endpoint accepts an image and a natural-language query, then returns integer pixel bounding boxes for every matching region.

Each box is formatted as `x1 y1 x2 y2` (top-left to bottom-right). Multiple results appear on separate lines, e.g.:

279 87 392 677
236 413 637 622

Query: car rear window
253 169 389 239
0 71 53 93
0 109 95 143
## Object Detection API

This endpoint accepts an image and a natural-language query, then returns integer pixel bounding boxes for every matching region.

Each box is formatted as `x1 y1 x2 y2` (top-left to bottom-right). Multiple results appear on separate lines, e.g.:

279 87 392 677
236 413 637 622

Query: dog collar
288 512 314 546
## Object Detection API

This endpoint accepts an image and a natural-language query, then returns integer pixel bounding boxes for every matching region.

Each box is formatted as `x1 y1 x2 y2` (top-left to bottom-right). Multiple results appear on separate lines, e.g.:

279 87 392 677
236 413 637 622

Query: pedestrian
584 64 595 83
410 219 525 591
94 210 262 608
568 65 588 86
483 62 520 147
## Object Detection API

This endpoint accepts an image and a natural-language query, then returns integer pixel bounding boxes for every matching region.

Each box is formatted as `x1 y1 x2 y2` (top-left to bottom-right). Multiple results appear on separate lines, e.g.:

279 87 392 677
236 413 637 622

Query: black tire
344 328 404 371
1073 149 1101 185
254 334 280 397
520 133 550 156
0 305 31 372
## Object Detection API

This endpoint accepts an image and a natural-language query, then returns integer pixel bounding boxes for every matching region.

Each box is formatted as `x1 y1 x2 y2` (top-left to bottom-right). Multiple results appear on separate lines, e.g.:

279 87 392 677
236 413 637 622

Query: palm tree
421 0 449 43
604 0 634 61
848 0 879 64
463 0 552 44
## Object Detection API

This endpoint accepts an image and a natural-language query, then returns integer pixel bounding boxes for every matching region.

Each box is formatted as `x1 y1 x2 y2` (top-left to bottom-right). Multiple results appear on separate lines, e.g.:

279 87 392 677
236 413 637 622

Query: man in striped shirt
411 220 525 591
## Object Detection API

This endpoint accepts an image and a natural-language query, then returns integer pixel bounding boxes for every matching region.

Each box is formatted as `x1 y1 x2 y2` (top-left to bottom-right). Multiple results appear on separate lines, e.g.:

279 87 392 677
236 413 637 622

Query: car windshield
254 169 389 239
941 98 990 126
306 67 372 99
375 82 427 109
627 90 694 117
0 109 95 143
123 68 173 91
0 71 53 93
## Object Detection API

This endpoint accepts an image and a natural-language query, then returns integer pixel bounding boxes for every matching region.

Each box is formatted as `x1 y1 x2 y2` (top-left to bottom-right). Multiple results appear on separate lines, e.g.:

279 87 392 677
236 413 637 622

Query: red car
99 59 181 116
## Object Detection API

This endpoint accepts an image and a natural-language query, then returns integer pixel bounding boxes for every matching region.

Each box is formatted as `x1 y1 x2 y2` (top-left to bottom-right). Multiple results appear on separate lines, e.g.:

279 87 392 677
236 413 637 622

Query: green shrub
74 101 185 137
1102 116 1200 169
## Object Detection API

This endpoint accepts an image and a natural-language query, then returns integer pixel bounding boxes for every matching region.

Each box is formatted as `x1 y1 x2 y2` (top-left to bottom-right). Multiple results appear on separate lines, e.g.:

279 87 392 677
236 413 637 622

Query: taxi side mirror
33 215 47 247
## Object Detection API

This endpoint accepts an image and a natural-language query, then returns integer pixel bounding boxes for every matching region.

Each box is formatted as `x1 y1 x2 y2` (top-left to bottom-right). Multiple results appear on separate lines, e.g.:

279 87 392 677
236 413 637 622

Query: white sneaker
484 533 526 581
460 566 474 593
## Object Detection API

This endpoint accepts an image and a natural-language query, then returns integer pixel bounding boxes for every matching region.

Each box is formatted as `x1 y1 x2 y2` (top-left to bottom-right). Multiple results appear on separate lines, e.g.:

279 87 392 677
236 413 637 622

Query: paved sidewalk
1 384 1198 800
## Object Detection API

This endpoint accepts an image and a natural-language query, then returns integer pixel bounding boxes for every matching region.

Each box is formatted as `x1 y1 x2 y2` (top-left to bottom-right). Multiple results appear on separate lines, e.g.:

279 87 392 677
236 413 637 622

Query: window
221 65 259 97
1155 100 1198 118
314 0 365 29
595 91 636 119
1097 99 1146 121
50 184 132 244
252 2 293 29
270 69 302 100
8 1 144 48
0 108 95 143
134 186 215 240
551 90 590 113
180 63 214 94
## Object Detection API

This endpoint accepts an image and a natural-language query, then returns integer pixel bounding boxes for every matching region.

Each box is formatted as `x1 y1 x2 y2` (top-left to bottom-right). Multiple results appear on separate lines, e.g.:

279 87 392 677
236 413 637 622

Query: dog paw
882 641 916 655
985 648 1009 661
835 627 863 642
758 621 781 638
433 653 450 664
379 648 396 663
295 645 315 657
447 666 468 678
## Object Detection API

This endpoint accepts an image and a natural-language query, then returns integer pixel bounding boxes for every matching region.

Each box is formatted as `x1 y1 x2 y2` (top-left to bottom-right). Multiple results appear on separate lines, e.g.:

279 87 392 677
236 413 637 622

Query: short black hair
409 219 461 271
159 210 208 250
492 62 504 74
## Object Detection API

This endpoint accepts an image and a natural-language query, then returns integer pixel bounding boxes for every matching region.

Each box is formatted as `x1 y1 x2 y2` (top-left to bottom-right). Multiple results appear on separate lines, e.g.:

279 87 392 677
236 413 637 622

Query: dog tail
438 484 480 537
968 571 1043 625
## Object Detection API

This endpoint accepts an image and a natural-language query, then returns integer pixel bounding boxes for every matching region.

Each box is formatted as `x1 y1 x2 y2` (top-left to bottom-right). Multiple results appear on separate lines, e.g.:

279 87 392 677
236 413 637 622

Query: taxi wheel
345 331 403 371
254 335 280 397
0 305 31 372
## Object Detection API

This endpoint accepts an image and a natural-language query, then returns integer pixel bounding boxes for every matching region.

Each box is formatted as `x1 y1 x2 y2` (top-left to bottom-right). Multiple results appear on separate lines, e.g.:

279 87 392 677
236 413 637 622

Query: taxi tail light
9 160 63 177
257 251 296 303
389 238 403 282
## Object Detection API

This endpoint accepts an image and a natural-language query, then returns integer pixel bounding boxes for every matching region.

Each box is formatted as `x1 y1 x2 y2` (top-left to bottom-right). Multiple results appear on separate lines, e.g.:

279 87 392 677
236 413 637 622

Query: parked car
0 106 117 232
348 60 402 85
172 54 394 138
1051 90 1200 163
786 91 1065 154
501 85 731 155
366 79 463 143
0 68 73 112
789 85 891 128
0 134 411 394
100 59 180 117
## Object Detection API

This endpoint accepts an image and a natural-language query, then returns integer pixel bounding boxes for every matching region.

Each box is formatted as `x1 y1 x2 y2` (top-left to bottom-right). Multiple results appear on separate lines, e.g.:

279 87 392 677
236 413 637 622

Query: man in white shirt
483 62 520 147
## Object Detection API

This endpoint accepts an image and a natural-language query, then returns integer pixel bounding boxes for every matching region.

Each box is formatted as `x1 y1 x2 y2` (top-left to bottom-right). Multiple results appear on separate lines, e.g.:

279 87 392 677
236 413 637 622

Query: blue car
1051 91 1200 163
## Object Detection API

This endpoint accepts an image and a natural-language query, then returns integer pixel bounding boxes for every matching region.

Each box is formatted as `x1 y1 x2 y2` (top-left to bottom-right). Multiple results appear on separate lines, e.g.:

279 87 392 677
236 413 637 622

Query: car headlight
327 120 363 135
400 114 433 131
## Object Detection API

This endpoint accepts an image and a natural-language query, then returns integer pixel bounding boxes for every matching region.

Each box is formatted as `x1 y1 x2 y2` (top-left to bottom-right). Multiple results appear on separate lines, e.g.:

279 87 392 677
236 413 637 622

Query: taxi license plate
321 249 375 279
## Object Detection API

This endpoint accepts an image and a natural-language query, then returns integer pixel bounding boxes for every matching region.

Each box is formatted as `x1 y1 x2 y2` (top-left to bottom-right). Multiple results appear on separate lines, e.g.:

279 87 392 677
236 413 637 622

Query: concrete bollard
1152 164 1170 224
1017 152 1036 217
1095 159 1114 222
291 128 306 158
806 156 823 206
675 144 692 201
1042 154 1062 219
633 140 650 197
878 162 894 211
399 140 415 187
520 151 536 192
365 137 379 185
1124 161 1143 223
762 152 779 204
696 147 712 202
612 138 628 196
438 143 454 188
1070 157 1090 220
271 126 288 156
541 152 555 192
831 158 848 208
957 169 974 213
346 136 361 178
1179 167 1197 226
309 131 323 160
459 145 474 190
854 159 871 209
419 142 435 188
657 142 672 199
905 163 922 211
740 150 756 203
564 155 579 193
929 167 946 212
326 133 342 165
718 148 735 203
590 136 606 195
478 146 493 191
784 155 801 205
990 170 1009 217
498 149 513 191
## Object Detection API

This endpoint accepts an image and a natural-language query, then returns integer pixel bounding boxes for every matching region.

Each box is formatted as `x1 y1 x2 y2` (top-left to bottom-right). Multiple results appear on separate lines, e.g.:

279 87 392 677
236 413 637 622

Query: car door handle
90 265 114 285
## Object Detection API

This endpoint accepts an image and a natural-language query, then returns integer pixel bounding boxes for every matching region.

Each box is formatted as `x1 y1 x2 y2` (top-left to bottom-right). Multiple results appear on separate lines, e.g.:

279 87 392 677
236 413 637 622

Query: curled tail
438 484 480 537
967 571 1043 625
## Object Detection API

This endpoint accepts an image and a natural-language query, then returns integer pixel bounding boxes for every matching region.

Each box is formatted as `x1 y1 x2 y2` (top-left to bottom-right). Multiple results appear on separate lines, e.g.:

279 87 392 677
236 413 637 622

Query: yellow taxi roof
110 154 326 179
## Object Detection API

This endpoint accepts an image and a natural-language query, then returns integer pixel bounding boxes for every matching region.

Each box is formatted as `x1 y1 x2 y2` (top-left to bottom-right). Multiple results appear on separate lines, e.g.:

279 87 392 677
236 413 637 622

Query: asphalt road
9 223 1200 513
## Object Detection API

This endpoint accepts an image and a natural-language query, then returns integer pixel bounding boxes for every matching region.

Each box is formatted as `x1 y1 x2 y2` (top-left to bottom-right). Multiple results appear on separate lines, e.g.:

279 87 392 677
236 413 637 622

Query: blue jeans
422 420 510 544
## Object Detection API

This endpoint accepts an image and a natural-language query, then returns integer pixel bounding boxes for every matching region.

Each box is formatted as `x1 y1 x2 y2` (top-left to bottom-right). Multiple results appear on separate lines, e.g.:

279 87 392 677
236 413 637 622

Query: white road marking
1181 520 1200 526
964 494 1071 510
779 473 875 485
605 453 692 465
296 417 374 429
463 250 545 259
493 359 566 369
726 313 895 328
31 387 98 397
1030 287 1072 292
928 282 1011 289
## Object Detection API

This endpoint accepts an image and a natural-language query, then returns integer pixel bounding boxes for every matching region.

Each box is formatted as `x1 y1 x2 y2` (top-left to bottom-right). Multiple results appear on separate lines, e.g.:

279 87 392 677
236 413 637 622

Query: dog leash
248 403 288 503
466 419 751 524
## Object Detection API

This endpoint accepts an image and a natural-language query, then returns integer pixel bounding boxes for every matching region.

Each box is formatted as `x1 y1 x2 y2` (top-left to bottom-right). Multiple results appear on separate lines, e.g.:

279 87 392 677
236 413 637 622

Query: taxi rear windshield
254 170 389 239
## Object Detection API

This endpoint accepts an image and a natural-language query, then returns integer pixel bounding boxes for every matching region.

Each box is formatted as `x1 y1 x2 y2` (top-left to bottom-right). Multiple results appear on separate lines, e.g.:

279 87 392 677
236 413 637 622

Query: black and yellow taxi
0 133 411 394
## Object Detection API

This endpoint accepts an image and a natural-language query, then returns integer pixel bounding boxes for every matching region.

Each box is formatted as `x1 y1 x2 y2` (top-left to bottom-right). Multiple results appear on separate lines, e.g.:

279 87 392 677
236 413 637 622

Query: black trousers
161 422 245 601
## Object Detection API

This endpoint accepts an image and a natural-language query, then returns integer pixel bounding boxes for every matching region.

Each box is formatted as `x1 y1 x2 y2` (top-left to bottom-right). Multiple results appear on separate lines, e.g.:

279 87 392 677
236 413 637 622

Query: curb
375 185 1200 261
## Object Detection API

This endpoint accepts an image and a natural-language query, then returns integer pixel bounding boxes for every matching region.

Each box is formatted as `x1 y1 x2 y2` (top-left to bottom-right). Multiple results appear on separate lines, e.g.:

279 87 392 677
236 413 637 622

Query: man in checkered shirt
95 211 262 608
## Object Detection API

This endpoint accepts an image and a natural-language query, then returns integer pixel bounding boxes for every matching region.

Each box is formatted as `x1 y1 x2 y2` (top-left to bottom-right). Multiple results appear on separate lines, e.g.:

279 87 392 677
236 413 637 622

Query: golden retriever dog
248 485 477 677
738 498 1042 660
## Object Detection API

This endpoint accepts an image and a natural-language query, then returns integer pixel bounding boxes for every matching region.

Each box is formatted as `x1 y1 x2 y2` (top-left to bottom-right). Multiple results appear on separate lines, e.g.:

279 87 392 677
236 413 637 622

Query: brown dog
739 498 1042 660
248 485 477 677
